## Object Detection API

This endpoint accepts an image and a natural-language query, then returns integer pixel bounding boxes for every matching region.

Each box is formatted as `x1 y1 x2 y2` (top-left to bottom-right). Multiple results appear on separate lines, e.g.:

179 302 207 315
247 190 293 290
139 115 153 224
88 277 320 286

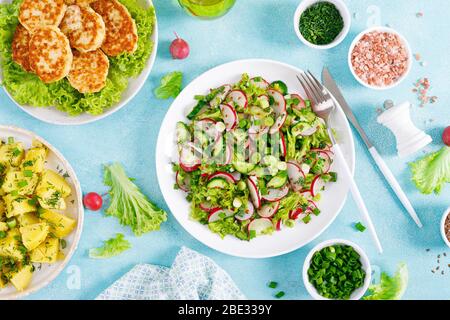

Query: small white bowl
348 26 412 90
293 0 351 50
440 207 450 248
302 239 372 300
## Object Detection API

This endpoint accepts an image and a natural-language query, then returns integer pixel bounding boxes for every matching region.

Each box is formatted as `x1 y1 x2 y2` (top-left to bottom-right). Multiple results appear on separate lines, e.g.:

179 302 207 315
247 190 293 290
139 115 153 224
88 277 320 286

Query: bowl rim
347 26 413 90
440 207 450 248
302 238 372 300
293 0 351 50
0 125 84 300
0 0 158 126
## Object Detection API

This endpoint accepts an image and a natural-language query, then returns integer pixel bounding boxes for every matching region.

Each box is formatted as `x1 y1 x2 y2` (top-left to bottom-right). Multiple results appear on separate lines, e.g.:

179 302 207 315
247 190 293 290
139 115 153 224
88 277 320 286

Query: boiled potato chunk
0 229 23 260
36 170 72 197
1 169 39 195
30 237 59 264
21 142 47 173
3 194 37 217
10 265 33 292
36 188 67 210
17 212 40 227
20 223 49 251
39 209 76 238
0 142 25 167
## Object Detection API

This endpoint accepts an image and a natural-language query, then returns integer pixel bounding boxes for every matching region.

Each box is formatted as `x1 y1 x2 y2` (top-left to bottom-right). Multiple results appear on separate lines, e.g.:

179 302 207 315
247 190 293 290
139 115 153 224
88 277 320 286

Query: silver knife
322 67 423 228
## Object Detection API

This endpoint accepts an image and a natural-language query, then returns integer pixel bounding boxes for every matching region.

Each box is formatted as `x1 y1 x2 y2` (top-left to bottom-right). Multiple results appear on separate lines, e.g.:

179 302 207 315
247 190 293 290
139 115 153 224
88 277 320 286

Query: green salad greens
410 146 450 195
174 73 337 241
363 263 408 300
0 0 155 116
89 233 131 259
104 163 167 236
154 71 183 99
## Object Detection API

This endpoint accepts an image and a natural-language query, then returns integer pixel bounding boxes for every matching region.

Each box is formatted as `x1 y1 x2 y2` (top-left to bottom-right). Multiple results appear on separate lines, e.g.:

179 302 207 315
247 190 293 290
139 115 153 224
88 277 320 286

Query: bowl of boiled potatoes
0 125 83 299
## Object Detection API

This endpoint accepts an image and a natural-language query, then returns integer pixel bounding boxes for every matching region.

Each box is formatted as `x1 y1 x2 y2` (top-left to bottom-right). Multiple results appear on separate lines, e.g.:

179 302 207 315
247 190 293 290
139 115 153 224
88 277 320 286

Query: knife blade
322 67 423 228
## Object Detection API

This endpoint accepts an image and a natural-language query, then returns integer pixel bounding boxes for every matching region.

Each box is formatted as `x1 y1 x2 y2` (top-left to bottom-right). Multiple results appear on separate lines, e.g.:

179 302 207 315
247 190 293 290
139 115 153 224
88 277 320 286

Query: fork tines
296 71 327 105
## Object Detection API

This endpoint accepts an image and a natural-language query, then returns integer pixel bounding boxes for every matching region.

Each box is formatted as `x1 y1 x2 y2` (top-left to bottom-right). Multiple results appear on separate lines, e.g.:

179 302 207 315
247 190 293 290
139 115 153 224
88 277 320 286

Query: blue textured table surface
1 0 449 300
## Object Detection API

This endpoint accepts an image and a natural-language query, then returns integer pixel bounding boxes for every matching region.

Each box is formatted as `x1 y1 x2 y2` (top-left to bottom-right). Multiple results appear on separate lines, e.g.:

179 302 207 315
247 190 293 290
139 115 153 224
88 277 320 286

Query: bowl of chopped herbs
294 0 351 49
302 239 371 300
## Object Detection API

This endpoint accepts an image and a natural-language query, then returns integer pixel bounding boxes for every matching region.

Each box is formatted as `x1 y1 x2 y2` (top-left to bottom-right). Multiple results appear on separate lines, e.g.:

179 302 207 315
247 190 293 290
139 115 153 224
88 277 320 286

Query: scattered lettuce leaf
154 71 183 99
0 0 155 116
89 233 131 259
410 146 450 194
363 263 408 300
103 163 167 236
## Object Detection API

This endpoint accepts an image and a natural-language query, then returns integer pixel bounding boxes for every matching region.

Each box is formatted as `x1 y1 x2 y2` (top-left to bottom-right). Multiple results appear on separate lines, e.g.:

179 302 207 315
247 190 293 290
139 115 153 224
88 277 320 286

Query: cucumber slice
267 171 288 189
207 178 229 189
176 122 191 144
187 100 208 120
233 160 256 174
270 81 288 95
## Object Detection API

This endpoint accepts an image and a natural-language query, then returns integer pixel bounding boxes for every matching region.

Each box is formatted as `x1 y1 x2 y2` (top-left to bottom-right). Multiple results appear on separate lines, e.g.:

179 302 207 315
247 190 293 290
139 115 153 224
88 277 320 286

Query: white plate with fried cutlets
0 0 158 126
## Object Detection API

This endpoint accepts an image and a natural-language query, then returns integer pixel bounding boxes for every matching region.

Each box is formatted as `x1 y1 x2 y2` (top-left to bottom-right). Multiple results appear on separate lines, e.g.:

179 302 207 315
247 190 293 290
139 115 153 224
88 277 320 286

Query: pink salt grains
351 31 409 87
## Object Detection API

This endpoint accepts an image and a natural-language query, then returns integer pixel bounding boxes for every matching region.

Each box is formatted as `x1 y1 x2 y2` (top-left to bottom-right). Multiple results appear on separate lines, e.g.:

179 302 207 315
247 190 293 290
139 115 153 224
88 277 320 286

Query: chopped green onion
268 281 278 289
354 222 366 232
23 170 33 177
275 291 285 298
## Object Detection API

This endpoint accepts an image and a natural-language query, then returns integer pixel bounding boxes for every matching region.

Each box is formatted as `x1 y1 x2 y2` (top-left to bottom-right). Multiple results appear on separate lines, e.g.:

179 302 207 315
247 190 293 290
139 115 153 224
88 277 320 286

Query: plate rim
156 58 355 259
0 0 158 126
0 125 84 299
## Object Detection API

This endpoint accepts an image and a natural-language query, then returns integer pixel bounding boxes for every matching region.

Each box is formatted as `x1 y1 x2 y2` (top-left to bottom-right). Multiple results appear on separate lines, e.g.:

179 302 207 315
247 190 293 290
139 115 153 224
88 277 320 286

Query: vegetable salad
174 74 337 241
0 137 76 292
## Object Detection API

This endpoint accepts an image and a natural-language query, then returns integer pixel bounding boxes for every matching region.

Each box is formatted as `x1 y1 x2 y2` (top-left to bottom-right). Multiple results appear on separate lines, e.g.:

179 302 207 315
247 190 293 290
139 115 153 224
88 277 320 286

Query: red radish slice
280 132 287 158
300 126 318 136
200 202 215 212
224 143 232 165
179 144 201 172
246 176 261 208
230 171 241 181
287 161 305 189
268 89 287 134
310 175 326 197
208 208 234 223
248 125 269 140
208 171 236 183
210 84 232 107
270 114 287 134
257 201 280 218
236 201 254 221
176 171 190 192
248 218 273 235
257 94 269 104
195 118 220 141
219 104 237 131
262 184 289 202
308 200 318 211
250 77 269 89
227 90 248 109
290 94 306 110
290 207 304 220
275 219 283 231
315 151 332 173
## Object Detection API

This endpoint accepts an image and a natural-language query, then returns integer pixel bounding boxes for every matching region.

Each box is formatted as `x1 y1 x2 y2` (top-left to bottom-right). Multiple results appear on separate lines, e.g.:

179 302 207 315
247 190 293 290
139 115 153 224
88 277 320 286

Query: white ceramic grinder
377 101 432 157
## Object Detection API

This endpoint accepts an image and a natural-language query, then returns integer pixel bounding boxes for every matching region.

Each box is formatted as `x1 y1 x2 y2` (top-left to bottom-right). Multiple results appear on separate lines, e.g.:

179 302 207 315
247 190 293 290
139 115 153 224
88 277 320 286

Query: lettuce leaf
363 263 408 300
410 146 450 194
104 163 167 236
0 0 154 116
89 233 131 259
154 71 183 99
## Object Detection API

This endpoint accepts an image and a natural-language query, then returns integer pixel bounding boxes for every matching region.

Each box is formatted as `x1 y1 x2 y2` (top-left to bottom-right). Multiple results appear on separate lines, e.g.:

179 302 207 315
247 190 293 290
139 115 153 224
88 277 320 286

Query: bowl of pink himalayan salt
348 27 412 90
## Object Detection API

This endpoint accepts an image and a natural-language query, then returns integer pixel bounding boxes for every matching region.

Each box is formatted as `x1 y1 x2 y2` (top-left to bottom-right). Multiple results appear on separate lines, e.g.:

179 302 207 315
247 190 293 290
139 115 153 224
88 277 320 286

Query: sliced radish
246 176 261 208
248 218 273 236
257 201 280 218
250 77 269 89
287 161 305 190
227 90 248 109
290 94 306 110
268 89 287 134
208 171 236 183
275 219 283 231
176 171 190 192
310 175 326 197
262 184 289 202
308 200 318 211
290 207 304 220
210 84 232 107
280 132 287 158
301 126 318 136
236 201 254 221
230 171 241 181
224 143 232 165
315 151 332 173
208 208 234 223
248 124 269 140
270 114 287 134
179 144 201 172
194 118 220 141
219 104 237 131
200 202 215 212
257 94 269 105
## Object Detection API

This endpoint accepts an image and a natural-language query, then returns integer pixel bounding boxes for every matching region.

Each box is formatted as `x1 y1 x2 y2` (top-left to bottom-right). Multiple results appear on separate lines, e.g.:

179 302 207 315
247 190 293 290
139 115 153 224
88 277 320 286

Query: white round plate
0 126 83 299
0 0 158 126
156 59 355 258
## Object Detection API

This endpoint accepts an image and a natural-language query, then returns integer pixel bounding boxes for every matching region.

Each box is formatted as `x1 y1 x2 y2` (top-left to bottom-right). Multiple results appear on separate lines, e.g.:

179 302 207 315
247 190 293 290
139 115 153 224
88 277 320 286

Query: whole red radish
170 32 189 60
83 192 103 211
443 126 450 146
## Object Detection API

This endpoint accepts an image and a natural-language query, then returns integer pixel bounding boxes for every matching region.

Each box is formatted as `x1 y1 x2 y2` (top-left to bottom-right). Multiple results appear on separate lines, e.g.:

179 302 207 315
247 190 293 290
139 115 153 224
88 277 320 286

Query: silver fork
297 71 383 254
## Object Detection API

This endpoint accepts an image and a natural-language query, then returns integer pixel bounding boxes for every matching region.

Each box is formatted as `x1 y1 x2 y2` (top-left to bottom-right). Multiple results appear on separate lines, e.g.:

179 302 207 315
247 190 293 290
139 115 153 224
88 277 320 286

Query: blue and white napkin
96 247 246 300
